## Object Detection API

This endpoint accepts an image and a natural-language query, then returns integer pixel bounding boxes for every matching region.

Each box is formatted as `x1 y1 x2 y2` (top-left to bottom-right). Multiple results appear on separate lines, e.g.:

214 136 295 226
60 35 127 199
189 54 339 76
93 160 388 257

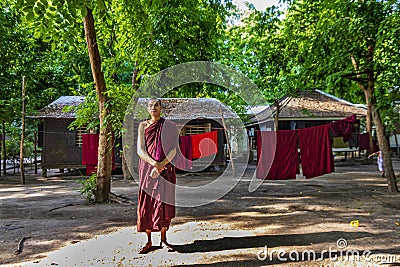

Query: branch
109 192 134 205
14 236 31 255
349 54 369 91
48 203 74 212
341 72 374 82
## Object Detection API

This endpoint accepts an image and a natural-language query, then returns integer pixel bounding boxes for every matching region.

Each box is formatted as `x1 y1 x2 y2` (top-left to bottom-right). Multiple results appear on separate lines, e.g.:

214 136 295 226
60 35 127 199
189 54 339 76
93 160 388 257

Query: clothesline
34 126 247 135
256 114 356 180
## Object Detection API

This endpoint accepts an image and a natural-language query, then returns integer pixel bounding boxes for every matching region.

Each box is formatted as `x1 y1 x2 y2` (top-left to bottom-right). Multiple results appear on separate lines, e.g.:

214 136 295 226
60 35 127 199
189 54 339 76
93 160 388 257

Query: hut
129 98 240 172
33 96 239 176
31 96 88 177
246 89 368 160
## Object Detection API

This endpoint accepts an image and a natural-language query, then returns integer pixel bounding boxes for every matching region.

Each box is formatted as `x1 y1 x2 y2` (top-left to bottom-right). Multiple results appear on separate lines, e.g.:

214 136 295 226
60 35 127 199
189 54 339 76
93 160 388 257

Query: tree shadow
171 231 373 254
172 246 400 267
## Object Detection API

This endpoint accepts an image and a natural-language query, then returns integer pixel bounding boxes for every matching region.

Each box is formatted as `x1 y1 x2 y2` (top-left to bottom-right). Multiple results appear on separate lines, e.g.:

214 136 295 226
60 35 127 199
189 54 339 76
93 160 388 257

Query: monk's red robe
137 117 178 232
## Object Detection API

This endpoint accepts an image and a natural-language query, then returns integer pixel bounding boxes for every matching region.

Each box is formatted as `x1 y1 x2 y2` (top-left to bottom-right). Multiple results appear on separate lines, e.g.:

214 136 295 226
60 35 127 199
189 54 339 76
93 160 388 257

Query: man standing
136 98 178 254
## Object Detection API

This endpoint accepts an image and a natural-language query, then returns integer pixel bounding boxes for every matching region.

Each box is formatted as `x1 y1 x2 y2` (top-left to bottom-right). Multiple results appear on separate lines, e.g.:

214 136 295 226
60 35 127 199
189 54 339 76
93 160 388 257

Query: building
33 96 239 176
246 89 368 160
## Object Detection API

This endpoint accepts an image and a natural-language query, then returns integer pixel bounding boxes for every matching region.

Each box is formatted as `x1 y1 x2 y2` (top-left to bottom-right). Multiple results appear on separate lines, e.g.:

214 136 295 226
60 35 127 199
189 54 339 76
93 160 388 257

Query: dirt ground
1 159 400 267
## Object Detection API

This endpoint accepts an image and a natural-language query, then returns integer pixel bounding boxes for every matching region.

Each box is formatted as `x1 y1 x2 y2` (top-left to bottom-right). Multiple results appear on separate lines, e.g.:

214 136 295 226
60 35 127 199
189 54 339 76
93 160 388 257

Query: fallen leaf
350 220 359 227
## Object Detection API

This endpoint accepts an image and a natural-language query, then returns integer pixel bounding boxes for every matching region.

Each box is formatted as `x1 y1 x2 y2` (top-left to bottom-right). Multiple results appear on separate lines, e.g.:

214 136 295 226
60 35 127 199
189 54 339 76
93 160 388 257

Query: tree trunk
365 44 397 192
366 74 398 193
371 104 398 192
2 121 6 175
350 48 398 192
363 89 374 156
83 7 113 202
132 62 139 91
121 152 133 180
274 99 279 131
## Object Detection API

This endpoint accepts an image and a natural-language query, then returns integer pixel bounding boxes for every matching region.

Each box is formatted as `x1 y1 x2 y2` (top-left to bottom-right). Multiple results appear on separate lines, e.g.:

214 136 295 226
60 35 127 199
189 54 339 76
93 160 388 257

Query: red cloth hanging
358 133 370 151
329 114 356 142
256 130 299 180
82 133 115 176
82 134 99 175
191 131 218 159
298 125 334 179
175 135 193 170
82 134 99 165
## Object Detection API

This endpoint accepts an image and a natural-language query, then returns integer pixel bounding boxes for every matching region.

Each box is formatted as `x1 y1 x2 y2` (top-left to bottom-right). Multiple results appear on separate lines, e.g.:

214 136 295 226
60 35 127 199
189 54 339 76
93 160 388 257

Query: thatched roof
31 96 238 120
251 89 367 123
137 98 238 120
31 96 85 119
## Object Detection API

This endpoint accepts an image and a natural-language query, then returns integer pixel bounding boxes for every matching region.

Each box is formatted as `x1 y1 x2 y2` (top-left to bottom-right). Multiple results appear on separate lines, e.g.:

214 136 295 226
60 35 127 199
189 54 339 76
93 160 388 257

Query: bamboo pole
34 132 37 174
220 105 236 176
20 76 26 184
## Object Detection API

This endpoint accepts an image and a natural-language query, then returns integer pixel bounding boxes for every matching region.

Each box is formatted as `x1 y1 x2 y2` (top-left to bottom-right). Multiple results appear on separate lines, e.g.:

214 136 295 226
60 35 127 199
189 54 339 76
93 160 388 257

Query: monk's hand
150 167 159 178
154 162 166 174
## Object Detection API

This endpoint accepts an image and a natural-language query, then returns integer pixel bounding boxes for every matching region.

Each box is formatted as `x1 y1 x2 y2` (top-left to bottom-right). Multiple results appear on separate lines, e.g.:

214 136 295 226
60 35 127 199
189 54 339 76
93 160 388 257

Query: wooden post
34 132 38 174
220 106 236 176
20 76 26 184
0 133 2 177
2 121 5 175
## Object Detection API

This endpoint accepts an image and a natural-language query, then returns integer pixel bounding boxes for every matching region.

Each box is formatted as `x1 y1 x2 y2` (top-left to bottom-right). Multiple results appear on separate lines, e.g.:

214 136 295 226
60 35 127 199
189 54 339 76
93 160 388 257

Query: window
181 123 211 136
75 126 87 147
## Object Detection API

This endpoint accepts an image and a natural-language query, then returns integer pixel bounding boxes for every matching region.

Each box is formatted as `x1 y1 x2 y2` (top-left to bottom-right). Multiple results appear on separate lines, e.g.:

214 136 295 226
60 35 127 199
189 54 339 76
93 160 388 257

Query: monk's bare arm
161 147 176 167
137 121 157 166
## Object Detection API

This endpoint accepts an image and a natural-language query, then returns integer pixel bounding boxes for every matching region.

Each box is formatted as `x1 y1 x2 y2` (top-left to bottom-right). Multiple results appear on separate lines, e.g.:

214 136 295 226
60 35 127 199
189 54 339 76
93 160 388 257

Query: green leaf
26 11 35 20
16 0 25 8
80 6 87 17
33 29 41 38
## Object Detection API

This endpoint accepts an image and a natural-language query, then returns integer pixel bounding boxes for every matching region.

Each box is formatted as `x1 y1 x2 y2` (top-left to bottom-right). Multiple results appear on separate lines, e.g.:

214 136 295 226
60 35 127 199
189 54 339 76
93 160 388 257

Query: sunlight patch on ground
7 221 260 267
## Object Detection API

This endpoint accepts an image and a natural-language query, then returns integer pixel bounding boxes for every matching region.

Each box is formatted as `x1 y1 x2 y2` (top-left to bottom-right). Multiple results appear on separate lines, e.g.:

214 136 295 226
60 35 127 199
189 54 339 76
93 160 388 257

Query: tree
19 0 234 201
221 4 300 127
82 7 112 202
282 0 400 192
18 0 113 202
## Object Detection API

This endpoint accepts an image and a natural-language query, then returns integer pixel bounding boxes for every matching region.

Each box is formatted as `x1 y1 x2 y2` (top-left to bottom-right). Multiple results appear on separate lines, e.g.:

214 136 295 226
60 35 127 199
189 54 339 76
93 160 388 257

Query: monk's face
147 99 162 117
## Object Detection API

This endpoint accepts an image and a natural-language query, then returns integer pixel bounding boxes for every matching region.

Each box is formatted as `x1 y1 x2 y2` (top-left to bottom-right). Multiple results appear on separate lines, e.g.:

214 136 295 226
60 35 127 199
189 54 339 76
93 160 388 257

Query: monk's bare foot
160 240 174 252
138 242 152 254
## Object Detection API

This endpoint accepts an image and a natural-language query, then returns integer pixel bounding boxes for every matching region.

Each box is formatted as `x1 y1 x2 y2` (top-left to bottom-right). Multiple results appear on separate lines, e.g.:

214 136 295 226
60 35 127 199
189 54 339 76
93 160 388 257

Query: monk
136 98 178 254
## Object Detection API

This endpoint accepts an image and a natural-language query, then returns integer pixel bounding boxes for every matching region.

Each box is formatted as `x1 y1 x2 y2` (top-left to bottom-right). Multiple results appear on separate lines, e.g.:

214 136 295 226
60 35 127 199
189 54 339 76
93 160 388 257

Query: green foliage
6 0 399 141
278 0 400 129
2 122 35 160
67 89 100 131
78 173 97 202
282 0 400 96
221 5 291 104
65 0 234 134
